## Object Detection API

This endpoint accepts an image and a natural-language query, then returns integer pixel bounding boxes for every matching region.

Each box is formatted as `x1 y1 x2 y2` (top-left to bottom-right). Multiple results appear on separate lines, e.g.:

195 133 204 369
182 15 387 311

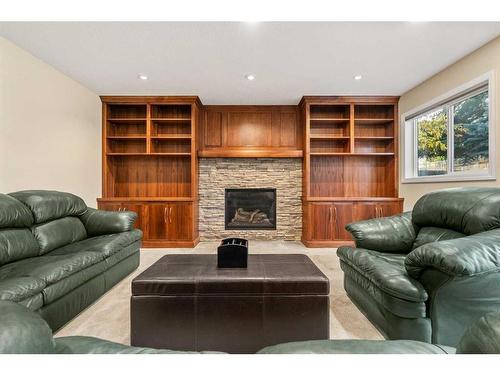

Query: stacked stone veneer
199 158 302 241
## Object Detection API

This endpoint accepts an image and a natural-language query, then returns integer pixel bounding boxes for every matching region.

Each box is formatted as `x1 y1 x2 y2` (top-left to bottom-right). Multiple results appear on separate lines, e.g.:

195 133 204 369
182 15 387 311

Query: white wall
399 36 500 210
0 37 101 207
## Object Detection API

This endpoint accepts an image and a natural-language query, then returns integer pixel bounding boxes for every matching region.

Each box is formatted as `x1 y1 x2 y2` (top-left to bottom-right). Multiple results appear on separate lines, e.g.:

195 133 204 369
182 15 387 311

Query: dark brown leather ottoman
130 254 329 353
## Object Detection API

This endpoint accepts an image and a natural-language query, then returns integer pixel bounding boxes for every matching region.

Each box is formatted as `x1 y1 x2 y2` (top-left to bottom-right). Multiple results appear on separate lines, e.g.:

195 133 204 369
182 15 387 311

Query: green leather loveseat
0 190 141 331
337 187 500 347
1 300 499 354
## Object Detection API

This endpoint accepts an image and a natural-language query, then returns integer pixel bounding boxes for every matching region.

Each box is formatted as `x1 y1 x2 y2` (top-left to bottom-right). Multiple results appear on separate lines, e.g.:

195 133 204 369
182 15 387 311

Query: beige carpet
54 241 383 344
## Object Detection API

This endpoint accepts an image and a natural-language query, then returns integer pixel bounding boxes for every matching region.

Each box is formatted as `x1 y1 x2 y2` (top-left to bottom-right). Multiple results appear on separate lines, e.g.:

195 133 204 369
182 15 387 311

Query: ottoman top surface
132 254 329 296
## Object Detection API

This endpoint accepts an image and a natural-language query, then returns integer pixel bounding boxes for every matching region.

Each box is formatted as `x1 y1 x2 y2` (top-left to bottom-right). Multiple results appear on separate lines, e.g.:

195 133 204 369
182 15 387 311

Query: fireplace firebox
225 188 277 230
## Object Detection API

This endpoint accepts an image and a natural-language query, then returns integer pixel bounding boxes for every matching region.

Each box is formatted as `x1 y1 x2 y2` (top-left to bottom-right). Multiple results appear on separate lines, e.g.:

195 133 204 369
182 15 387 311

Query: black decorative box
217 238 248 268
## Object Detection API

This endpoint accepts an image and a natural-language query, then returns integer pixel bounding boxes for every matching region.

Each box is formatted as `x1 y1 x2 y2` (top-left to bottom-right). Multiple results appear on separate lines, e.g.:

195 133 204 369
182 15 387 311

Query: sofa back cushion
32 217 87 255
0 229 40 266
412 187 500 235
9 190 87 224
0 194 33 228
412 227 466 249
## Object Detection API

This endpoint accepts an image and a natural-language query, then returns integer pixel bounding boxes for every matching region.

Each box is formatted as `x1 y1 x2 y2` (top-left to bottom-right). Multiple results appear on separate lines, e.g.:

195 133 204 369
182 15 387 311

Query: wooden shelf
354 152 395 156
310 118 350 122
310 135 350 140
354 118 394 124
354 136 394 140
151 135 192 139
107 152 192 157
151 118 191 122
150 153 192 157
310 152 350 156
107 118 147 122
107 153 148 156
107 136 147 139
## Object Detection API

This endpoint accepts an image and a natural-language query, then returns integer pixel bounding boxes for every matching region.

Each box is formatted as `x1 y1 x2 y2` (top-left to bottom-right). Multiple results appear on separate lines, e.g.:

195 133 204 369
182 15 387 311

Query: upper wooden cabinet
98 96 201 248
198 106 303 157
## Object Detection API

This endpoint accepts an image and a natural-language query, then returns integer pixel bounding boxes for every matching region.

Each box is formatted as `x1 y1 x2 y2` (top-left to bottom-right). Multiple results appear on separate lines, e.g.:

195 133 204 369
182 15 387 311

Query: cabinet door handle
328 206 332 223
163 207 168 224
169 207 173 223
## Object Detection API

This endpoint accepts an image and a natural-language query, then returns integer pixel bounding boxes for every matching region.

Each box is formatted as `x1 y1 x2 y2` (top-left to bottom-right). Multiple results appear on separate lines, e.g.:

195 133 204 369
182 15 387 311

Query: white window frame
401 71 495 184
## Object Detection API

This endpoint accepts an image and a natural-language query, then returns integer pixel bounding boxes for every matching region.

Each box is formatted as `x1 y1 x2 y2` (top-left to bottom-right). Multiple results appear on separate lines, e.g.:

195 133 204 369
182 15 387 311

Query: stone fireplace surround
199 158 302 241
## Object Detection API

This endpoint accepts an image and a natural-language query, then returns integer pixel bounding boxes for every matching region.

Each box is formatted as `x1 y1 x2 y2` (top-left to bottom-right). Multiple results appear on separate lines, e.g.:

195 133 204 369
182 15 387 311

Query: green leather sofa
1 300 499 354
337 187 500 347
0 190 141 331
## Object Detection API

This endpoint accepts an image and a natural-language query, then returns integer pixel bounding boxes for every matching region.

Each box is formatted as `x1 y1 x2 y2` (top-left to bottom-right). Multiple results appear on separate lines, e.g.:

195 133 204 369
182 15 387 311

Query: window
402 73 494 183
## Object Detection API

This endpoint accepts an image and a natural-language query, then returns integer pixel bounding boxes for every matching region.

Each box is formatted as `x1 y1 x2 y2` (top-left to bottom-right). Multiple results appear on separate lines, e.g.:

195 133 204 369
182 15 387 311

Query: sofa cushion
0 228 40 266
0 301 56 354
412 227 465 249
32 217 87 255
338 247 428 303
42 260 108 304
9 190 87 224
0 276 46 302
257 339 454 354
50 230 142 258
43 240 140 304
0 251 103 286
54 336 210 354
412 187 500 235
338 247 428 319
0 193 33 228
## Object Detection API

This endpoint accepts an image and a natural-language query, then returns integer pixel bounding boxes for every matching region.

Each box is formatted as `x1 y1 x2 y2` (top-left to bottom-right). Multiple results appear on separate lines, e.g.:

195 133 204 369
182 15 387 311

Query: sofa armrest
79 208 137 237
345 211 416 253
405 228 500 279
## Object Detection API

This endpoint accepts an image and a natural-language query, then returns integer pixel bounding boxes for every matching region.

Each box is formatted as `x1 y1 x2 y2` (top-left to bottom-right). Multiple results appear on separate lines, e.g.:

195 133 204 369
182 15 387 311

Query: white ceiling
1 22 500 104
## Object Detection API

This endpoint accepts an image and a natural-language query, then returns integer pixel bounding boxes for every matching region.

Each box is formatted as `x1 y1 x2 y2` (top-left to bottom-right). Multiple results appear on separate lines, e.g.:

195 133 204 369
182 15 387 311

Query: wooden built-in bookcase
98 95 402 248
301 96 403 247
98 96 201 247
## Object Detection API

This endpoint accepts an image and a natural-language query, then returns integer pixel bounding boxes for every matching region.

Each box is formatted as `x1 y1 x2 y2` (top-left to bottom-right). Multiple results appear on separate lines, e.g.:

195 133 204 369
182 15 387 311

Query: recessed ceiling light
138 74 148 80
353 75 363 81
245 74 255 81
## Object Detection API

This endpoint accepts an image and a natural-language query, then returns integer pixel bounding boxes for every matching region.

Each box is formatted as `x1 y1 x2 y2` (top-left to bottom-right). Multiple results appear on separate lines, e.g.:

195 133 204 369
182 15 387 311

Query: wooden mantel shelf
198 149 303 158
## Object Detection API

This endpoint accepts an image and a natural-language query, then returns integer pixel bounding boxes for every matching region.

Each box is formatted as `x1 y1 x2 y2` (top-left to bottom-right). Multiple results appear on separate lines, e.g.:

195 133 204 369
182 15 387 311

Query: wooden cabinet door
145 204 169 240
308 203 334 241
121 203 144 231
332 202 354 240
166 202 193 240
377 201 403 218
353 202 378 222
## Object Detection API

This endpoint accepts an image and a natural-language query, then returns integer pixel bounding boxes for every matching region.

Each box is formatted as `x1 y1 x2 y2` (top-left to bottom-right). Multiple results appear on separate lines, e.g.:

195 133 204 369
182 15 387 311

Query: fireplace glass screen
225 188 277 230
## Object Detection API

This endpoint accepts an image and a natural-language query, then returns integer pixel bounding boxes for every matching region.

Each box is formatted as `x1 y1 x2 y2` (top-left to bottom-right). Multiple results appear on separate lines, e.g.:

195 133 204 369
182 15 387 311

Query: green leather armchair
1 300 499 354
337 187 500 347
